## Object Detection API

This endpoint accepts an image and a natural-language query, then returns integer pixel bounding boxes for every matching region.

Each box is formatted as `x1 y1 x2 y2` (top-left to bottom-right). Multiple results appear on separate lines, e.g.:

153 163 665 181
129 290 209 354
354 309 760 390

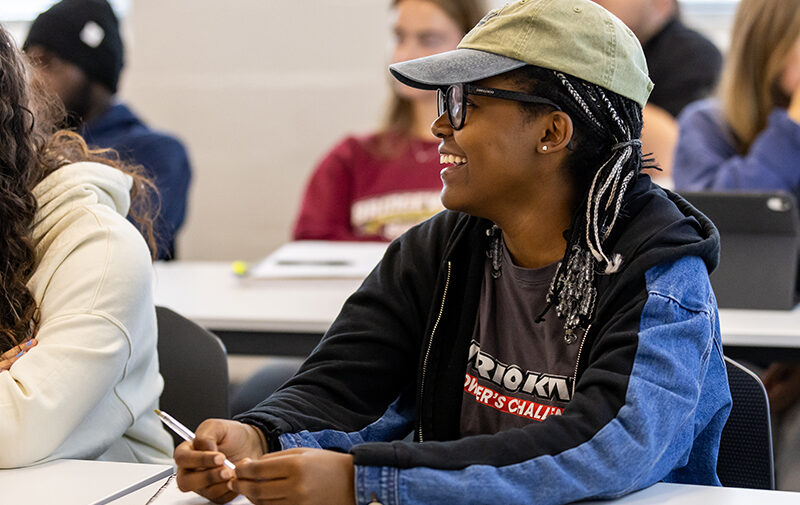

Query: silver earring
541 145 548 152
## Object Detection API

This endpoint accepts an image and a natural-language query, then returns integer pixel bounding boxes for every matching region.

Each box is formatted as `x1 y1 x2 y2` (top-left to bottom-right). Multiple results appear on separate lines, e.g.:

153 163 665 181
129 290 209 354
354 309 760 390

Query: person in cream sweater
0 23 172 468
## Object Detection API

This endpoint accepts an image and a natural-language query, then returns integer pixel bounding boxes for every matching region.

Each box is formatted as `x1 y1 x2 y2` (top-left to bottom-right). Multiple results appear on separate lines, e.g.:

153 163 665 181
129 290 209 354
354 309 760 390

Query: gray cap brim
389 48 527 90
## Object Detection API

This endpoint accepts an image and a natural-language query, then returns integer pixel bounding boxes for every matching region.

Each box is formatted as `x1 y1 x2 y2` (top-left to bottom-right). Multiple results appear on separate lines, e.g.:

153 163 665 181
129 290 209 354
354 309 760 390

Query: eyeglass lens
437 85 465 129
448 85 463 128
437 88 447 117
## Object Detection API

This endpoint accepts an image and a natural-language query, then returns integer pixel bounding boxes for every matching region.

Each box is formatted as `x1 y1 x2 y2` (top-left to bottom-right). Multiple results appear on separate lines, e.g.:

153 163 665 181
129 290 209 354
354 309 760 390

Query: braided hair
489 66 650 342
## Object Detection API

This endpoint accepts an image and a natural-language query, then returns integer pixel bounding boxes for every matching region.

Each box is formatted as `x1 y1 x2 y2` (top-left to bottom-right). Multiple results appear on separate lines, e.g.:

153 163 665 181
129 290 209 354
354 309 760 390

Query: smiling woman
174 2 732 505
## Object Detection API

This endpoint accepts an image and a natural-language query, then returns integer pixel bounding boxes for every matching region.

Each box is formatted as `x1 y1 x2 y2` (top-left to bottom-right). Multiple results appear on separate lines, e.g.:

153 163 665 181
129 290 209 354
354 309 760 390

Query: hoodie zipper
571 324 591 399
417 261 451 442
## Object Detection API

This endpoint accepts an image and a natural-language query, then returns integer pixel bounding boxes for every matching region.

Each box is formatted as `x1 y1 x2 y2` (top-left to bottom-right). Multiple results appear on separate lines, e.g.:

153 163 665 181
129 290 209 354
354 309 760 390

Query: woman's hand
174 419 267 504
0 338 38 372
229 448 355 505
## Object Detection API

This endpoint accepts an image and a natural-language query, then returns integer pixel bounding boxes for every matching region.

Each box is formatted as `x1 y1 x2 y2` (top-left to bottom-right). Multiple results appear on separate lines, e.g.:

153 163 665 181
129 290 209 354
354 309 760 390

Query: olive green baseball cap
389 0 653 108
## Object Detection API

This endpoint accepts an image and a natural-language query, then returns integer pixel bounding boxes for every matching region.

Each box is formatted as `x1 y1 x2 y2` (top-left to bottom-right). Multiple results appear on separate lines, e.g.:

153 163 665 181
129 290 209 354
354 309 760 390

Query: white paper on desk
0 459 172 505
249 241 389 279
147 475 251 504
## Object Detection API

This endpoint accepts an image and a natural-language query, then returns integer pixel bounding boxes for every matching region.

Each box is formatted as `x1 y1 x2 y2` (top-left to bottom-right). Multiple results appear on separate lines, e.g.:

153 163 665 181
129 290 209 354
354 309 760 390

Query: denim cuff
355 465 399 505
278 432 314 450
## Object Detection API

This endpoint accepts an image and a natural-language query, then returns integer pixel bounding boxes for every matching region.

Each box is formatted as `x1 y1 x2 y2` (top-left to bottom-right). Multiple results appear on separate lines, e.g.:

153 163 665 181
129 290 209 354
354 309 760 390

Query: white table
153 261 361 335
114 478 800 505
154 261 800 356
587 482 800 504
719 307 800 348
153 261 362 355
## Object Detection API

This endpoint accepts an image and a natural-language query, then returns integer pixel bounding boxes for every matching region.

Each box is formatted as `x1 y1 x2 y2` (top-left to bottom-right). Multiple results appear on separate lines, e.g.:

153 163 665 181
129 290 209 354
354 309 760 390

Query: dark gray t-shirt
460 240 581 437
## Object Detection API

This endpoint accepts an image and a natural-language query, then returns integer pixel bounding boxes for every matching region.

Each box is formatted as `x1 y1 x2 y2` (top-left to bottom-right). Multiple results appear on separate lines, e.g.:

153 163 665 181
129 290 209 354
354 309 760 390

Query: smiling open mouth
439 154 468 165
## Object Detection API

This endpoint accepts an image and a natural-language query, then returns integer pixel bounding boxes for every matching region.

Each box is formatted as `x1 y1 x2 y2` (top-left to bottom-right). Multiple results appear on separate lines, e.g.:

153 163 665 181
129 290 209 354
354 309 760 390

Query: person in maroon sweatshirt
293 0 486 242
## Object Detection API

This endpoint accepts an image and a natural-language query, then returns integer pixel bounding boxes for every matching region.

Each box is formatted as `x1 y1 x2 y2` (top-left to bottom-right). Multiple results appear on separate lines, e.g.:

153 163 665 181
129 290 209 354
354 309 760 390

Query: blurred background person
24 0 191 260
673 0 800 202
593 0 722 180
673 0 800 490
292 0 487 242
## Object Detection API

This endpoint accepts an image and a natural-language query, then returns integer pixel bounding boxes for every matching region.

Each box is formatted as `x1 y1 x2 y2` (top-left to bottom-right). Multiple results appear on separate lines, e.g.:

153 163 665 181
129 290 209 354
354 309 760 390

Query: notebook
248 240 389 279
680 191 800 310
0 459 173 505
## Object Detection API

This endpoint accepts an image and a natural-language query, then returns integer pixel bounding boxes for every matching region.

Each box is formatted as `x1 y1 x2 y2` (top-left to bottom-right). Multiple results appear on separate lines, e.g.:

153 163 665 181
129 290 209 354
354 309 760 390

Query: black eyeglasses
437 83 562 130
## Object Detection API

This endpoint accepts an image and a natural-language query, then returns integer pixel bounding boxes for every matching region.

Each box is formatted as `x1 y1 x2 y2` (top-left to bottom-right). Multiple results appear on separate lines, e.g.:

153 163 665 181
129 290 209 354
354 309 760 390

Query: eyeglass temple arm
465 84 562 110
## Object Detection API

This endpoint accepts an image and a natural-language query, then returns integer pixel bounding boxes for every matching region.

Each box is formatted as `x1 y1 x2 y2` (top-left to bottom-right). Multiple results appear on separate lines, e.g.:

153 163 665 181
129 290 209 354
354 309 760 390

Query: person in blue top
24 0 191 260
174 2 731 504
672 0 800 202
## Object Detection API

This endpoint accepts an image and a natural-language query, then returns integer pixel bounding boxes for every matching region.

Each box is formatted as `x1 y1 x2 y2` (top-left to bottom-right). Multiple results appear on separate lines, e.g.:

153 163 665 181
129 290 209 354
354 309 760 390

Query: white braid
590 152 626 265
596 151 625 211
603 169 636 242
584 156 615 264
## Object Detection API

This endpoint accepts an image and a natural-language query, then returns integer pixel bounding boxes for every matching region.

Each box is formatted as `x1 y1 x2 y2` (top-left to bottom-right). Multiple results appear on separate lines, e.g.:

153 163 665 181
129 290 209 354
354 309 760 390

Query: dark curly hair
0 25 159 354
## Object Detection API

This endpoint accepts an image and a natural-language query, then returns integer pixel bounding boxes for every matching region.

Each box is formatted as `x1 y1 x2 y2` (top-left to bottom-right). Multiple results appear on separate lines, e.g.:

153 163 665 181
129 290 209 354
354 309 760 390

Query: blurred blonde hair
718 0 800 153
381 0 487 136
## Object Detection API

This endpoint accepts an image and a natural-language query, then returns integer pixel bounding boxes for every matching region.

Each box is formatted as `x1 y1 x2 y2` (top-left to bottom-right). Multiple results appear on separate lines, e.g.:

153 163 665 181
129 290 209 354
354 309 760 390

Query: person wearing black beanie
25 0 123 95
24 0 192 261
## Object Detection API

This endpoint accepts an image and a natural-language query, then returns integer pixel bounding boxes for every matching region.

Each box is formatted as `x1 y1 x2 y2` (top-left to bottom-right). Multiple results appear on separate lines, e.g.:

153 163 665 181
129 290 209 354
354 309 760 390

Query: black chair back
156 306 230 446
717 357 774 489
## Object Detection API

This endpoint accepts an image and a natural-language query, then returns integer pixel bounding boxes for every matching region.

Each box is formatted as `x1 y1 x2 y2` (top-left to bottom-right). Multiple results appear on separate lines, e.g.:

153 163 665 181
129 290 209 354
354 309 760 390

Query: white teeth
439 154 468 165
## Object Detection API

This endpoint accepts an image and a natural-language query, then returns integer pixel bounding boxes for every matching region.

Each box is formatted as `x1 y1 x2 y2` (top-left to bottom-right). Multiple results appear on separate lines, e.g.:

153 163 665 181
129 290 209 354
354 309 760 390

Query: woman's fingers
230 476 291 501
229 449 355 505
174 444 228 470
176 464 233 491
172 420 278 503
174 439 238 496
226 456 291 501
0 338 38 371
234 455 292 480
0 338 38 360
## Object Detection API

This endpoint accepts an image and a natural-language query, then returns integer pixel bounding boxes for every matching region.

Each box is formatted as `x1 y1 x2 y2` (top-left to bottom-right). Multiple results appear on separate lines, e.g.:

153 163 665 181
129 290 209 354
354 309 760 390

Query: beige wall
122 0 396 260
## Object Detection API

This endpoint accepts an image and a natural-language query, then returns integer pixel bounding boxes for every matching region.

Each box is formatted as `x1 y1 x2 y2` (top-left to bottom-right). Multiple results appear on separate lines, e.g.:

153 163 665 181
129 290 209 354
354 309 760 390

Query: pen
276 260 349 266
154 409 236 470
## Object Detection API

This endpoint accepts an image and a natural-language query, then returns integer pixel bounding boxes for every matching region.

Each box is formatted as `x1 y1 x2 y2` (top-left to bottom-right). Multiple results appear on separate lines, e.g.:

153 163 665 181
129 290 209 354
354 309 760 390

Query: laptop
679 191 800 310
